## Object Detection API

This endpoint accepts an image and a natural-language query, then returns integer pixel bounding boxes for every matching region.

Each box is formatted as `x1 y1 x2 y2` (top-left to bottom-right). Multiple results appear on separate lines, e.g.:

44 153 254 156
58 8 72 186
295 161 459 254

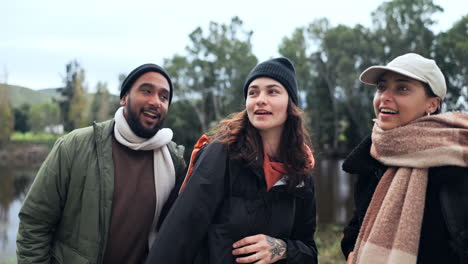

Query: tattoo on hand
266 236 287 260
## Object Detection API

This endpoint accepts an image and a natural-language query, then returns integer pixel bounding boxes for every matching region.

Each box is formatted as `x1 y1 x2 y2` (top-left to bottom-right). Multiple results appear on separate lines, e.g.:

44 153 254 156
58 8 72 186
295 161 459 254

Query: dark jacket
341 135 468 264
146 141 318 264
17 120 186 264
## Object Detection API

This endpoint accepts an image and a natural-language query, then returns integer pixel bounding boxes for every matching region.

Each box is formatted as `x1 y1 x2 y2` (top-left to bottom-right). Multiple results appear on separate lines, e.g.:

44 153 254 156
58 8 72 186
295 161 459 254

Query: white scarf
113 106 175 247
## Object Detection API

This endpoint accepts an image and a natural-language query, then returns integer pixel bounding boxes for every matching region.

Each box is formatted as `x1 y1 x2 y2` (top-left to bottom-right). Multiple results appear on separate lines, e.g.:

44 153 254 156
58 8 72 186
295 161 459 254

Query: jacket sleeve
283 177 318 264
341 171 376 260
438 166 468 262
145 141 227 264
16 137 71 264
341 210 360 259
341 174 363 260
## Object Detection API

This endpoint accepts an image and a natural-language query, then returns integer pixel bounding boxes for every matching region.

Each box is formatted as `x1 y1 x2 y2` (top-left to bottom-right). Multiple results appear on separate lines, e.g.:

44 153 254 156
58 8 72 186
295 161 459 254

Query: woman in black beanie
145 57 318 264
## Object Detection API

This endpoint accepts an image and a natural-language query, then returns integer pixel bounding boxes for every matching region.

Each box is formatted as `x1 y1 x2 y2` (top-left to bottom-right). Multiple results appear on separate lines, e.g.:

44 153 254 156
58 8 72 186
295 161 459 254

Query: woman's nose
256 92 267 105
379 88 392 101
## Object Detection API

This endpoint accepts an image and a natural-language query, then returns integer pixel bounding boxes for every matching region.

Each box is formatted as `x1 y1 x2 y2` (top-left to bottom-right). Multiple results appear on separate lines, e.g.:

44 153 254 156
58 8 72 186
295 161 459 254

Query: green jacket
16 120 186 264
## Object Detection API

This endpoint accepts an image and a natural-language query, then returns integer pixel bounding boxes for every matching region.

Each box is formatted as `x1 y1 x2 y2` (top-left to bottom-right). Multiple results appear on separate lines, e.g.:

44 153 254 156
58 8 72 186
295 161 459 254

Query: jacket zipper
94 122 106 264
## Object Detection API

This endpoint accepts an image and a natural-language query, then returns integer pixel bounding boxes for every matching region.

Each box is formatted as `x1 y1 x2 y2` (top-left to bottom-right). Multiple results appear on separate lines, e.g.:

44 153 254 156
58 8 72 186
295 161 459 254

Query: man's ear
120 95 127 106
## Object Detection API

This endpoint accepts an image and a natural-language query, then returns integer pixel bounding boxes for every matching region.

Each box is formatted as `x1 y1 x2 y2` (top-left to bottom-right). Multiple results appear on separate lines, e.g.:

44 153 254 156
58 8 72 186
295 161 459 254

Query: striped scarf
351 112 468 264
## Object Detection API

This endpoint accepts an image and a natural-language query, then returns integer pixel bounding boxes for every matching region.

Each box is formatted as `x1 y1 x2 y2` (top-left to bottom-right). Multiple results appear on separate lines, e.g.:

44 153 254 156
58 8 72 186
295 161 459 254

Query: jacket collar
342 135 386 178
250 165 313 197
93 119 115 143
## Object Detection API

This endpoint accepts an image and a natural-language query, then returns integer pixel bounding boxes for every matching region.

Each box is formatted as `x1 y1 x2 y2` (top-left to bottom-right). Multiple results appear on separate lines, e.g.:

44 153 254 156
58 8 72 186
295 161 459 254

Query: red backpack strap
179 134 212 193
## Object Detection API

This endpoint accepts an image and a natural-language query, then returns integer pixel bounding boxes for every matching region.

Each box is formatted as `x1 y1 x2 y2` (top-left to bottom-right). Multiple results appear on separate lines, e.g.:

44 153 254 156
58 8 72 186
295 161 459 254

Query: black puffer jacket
146 141 318 264
341 136 468 264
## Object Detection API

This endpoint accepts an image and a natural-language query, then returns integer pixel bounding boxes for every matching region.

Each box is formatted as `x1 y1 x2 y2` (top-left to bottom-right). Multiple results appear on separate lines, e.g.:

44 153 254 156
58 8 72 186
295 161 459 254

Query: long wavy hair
209 98 313 189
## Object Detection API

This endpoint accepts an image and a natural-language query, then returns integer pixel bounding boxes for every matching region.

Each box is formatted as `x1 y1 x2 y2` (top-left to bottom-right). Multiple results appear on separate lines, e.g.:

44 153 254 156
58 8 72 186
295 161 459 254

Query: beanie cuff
243 57 298 105
120 63 174 105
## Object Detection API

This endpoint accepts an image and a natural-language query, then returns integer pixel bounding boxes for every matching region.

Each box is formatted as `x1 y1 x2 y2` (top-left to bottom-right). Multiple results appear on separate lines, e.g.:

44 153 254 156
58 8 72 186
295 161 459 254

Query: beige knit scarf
114 106 175 248
351 112 468 264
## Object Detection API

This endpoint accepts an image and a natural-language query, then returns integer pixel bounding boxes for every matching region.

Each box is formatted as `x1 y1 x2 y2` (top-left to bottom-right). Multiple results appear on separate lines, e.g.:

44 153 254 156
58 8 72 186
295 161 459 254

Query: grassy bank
11 131 61 146
0 133 56 167
316 224 346 264
0 258 16 264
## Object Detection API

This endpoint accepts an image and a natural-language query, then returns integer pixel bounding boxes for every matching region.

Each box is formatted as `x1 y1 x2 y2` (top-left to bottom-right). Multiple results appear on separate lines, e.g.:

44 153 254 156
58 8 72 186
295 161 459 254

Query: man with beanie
16 63 186 264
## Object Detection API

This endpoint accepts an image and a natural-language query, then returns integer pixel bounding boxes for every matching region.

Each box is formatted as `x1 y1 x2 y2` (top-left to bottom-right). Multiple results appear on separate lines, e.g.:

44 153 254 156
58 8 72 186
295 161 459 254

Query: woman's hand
232 234 287 263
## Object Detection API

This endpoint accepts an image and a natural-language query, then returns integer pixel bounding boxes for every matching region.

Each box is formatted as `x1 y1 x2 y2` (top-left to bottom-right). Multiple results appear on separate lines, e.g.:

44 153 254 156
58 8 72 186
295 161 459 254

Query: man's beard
125 102 165 139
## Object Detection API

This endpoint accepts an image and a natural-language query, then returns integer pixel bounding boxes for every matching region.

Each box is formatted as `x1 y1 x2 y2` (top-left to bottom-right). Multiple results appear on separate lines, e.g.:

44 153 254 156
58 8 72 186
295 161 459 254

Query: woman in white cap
341 53 468 264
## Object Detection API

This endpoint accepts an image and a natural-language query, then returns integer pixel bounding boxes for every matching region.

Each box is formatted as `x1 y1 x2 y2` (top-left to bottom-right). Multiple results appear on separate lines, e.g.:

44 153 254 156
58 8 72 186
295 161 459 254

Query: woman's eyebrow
395 78 412 83
266 84 282 88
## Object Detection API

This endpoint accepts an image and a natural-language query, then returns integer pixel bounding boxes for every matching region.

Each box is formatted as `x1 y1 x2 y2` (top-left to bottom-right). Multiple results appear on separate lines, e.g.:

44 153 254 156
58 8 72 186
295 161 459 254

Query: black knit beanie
243 57 298 105
120 63 173 105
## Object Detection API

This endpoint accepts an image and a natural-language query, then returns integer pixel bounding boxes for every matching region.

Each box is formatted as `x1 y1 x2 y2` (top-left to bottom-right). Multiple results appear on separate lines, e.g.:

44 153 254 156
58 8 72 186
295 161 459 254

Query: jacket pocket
51 241 90 264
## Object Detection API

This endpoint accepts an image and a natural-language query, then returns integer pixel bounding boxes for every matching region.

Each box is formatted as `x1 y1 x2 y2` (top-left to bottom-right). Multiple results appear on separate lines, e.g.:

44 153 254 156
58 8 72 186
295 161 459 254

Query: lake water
0 158 355 262
314 159 356 224
0 166 36 263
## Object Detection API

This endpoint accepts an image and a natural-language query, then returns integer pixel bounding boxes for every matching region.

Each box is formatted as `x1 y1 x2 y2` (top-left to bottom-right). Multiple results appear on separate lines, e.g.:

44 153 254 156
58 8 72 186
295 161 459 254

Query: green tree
14 103 31 133
434 15 468 110
165 17 257 132
109 74 126 112
278 0 457 155
165 100 203 161
278 26 336 152
280 19 378 153
313 22 380 149
28 102 61 133
278 27 312 108
0 84 14 145
89 81 112 123
59 60 88 131
371 0 442 60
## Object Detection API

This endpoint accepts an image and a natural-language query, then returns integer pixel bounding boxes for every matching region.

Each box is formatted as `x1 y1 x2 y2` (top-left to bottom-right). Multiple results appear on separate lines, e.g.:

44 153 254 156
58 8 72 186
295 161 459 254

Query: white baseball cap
359 53 446 99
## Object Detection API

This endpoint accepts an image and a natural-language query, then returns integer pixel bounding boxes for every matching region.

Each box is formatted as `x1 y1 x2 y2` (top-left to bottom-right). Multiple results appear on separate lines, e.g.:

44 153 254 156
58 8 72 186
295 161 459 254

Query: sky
2 0 467 95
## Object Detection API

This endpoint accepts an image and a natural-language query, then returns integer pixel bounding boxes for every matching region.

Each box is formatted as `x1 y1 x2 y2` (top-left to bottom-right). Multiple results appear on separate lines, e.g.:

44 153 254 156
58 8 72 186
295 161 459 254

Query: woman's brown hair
209 99 313 190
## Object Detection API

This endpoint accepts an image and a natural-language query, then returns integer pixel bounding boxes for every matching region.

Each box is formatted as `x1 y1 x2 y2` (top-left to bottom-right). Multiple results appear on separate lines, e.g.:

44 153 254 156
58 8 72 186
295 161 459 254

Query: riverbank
0 141 52 264
0 142 51 168
317 224 345 263
0 257 16 264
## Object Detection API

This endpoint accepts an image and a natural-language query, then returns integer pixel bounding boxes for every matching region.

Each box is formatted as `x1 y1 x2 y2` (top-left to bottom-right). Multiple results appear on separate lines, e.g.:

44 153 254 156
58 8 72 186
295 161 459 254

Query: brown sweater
103 136 156 264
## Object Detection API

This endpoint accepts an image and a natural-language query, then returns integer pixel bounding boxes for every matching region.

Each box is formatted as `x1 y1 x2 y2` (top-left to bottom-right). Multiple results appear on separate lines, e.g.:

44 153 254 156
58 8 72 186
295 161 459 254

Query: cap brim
359 66 427 85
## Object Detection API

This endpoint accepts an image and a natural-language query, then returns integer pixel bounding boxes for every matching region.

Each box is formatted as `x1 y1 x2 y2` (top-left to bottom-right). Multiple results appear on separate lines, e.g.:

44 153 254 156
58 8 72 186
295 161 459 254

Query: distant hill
1 84 62 108
37 87 63 98
2 83 120 108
